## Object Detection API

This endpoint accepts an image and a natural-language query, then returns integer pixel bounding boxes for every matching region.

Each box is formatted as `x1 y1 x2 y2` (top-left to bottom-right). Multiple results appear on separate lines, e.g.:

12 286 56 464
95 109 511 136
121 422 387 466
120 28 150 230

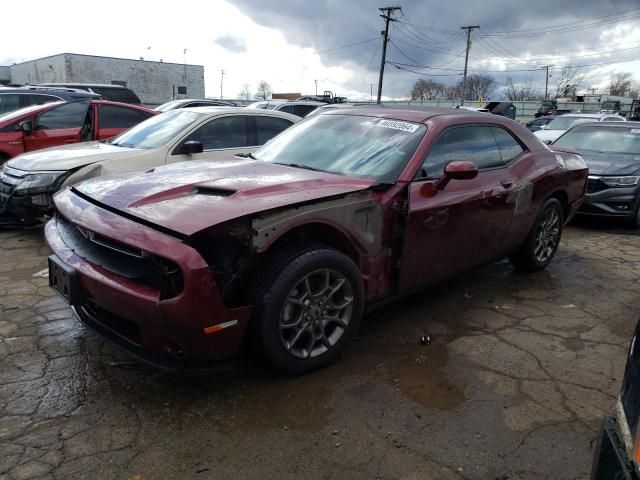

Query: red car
45 108 588 374
0 99 156 162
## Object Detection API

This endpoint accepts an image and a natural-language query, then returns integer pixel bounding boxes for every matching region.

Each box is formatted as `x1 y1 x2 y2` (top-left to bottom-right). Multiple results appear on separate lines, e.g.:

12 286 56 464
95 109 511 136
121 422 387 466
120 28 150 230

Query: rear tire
509 198 564 272
249 244 364 375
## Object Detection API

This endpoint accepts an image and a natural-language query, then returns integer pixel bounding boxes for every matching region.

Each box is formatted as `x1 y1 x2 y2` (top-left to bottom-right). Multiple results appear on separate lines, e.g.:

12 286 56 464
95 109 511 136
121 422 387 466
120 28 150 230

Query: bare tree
630 80 640 100
504 76 534 101
609 71 633 96
238 84 252 100
410 79 444 101
552 65 585 99
255 81 272 100
442 83 461 100
460 74 496 101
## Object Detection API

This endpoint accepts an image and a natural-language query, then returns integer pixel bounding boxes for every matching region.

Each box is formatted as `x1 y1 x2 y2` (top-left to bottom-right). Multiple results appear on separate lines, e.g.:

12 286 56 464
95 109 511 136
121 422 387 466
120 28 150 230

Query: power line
481 8 640 36
404 7 640 37
392 64 462 77
315 37 380 54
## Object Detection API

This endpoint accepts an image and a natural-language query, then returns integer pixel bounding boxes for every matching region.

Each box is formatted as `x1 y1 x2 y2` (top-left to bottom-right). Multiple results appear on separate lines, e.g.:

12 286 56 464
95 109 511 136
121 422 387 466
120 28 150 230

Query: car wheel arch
260 221 362 266
548 189 569 221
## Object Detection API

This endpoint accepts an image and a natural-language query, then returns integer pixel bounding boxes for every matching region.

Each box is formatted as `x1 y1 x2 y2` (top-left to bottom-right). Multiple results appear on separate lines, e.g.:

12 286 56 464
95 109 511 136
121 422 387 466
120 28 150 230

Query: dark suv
0 86 100 115
37 83 141 104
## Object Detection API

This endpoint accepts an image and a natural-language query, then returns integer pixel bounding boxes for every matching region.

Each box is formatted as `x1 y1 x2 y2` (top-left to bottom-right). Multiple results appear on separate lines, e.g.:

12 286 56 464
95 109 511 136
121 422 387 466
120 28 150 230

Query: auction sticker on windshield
376 119 420 133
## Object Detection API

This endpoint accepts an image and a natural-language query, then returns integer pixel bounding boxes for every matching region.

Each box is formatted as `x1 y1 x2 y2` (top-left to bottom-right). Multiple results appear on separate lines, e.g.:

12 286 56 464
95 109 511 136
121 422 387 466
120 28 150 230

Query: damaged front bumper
45 188 252 371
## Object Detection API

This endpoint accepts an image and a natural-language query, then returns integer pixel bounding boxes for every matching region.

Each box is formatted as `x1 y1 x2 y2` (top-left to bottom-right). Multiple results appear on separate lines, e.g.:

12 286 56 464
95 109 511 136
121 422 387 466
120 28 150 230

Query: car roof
559 113 622 118
278 101 326 106
178 106 300 120
569 121 640 129
38 83 127 89
321 106 493 124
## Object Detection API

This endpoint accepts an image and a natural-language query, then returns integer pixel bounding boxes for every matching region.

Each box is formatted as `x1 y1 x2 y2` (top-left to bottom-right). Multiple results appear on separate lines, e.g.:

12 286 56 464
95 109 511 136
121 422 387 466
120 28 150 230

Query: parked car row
0 107 298 224
25 106 588 374
0 99 157 162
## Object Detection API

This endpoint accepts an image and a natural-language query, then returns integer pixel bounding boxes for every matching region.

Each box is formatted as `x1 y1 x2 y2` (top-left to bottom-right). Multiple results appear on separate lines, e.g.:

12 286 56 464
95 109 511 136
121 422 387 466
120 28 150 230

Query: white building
2 53 205 106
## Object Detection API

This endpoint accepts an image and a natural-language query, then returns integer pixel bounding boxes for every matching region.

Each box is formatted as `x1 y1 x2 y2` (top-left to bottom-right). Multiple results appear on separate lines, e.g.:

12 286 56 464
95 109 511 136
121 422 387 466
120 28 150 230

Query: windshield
554 126 640 155
154 100 186 112
541 100 555 107
546 116 596 131
0 102 63 123
108 110 203 149
253 114 427 183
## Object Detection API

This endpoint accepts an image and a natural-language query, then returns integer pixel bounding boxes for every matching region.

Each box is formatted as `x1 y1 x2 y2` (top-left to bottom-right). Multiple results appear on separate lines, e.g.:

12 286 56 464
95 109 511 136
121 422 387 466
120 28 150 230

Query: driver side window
417 125 502 180
184 115 248 150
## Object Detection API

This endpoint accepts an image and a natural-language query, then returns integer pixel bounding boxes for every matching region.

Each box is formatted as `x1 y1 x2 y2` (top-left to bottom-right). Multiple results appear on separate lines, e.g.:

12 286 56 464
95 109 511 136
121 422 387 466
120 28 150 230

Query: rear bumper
45 188 252 369
591 416 636 480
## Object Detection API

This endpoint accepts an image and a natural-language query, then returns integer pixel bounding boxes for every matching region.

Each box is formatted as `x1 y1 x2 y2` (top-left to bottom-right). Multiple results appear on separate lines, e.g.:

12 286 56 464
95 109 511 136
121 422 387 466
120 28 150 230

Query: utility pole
314 79 318 96
460 25 479 106
220 69 225 99
542 65 553 99
370 83 373 102
377 6 401 104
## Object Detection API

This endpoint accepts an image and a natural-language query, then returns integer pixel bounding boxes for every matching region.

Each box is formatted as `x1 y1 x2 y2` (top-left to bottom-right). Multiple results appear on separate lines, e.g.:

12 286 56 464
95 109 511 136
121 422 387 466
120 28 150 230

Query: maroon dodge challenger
45 108 588 374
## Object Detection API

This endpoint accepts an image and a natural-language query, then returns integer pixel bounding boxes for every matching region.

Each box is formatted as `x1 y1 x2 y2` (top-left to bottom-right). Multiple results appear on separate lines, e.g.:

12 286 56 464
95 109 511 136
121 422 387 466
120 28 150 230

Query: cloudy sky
2 0 640 101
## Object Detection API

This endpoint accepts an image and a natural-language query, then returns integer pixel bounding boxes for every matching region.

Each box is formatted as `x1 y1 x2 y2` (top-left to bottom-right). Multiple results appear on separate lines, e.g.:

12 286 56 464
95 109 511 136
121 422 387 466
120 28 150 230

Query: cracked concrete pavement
1 223 639 480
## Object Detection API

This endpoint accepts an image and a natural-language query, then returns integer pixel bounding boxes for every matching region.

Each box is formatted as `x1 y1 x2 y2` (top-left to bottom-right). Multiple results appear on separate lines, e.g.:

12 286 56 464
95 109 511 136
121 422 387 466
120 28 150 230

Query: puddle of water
384 343 464 410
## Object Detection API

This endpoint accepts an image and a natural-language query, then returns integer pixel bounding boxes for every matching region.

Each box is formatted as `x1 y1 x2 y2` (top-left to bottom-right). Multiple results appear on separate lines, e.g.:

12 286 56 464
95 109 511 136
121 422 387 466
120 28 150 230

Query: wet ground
1 222 639 480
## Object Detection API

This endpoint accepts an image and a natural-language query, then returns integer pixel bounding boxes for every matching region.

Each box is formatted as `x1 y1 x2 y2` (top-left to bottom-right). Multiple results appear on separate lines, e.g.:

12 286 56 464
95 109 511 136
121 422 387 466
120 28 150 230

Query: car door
23 101 90 152
96 104 152 140
398 124 517 291
168 114 253 163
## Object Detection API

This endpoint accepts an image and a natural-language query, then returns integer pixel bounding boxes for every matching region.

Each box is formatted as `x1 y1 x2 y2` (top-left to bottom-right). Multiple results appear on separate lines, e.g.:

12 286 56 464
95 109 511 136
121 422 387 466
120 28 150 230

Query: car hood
7 142 142 172
534 129 564 143
576 150 640 176
73 160 377 236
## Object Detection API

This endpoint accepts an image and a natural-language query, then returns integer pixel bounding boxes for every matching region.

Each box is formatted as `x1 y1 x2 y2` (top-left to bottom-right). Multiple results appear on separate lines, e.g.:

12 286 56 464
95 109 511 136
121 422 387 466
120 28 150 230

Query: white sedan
534 113 625 144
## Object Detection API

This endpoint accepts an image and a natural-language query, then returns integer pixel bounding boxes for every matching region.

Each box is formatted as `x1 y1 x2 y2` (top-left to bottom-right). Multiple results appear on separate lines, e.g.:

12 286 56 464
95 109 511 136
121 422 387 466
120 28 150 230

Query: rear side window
0 94 21 115
37 102 89 130
99 105 151 129
185 115 248 150
294 105 318 117
25 94 61 107
277 104 295 115
91 87 141 104
420 125 502 178
491 127 525 163
255 116 293 145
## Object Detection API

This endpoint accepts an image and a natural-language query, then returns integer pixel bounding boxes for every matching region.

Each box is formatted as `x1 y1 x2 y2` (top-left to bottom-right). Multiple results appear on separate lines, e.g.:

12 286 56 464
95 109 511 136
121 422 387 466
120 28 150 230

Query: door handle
500 180 513 189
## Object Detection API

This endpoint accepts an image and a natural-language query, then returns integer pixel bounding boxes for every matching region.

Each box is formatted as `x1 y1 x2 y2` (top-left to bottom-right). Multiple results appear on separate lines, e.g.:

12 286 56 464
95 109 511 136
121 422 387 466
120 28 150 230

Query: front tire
509 198 564 272
250 245 364 375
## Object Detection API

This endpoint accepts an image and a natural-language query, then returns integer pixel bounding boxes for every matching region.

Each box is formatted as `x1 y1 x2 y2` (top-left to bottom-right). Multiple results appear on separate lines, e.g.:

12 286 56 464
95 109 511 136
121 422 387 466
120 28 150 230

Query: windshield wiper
236 152 257 159
276 162 326 173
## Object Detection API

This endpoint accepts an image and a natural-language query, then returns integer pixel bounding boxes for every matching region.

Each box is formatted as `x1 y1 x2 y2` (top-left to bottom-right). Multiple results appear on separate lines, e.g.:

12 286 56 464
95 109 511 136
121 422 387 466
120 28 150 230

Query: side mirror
544 140 553 145
540 124 548 130
179 140 203 155
19 121 32 133
435 161 478 191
